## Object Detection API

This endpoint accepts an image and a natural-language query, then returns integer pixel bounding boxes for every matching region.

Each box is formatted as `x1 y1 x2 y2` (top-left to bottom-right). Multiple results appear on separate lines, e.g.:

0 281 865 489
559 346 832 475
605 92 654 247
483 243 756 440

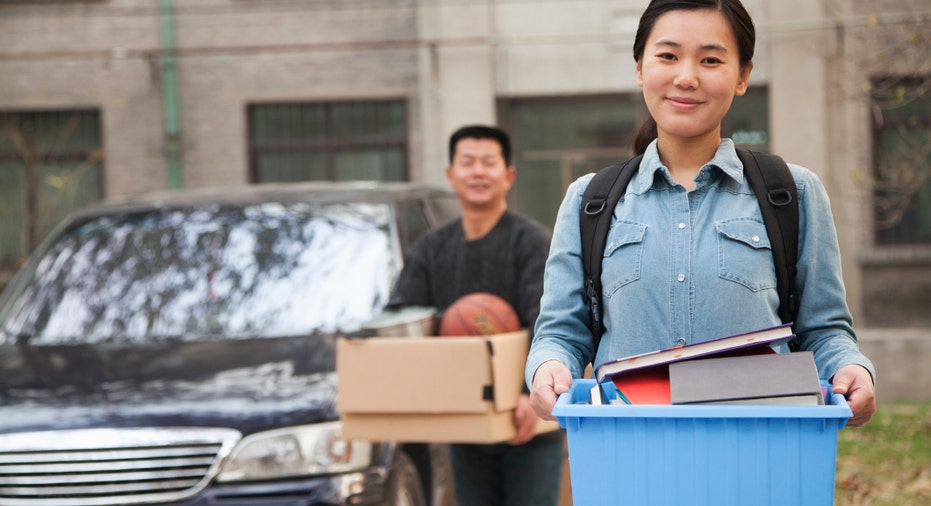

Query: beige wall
0 0 423 192
2 0 929 327
766 0 864 319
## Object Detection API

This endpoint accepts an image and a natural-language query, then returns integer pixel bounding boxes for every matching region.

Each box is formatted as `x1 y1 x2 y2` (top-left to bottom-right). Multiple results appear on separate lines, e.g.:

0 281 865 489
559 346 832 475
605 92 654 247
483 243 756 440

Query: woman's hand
832 364 876 427
530 360 574 421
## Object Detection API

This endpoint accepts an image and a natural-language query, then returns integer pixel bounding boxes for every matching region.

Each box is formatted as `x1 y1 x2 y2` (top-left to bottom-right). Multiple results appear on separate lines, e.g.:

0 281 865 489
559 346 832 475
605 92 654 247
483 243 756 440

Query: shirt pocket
602 221 647 296
716 218 776 292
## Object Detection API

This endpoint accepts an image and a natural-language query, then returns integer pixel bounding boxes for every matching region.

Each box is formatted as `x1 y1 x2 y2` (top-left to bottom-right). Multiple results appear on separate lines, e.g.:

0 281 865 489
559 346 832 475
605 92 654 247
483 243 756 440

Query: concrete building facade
2 0 929 337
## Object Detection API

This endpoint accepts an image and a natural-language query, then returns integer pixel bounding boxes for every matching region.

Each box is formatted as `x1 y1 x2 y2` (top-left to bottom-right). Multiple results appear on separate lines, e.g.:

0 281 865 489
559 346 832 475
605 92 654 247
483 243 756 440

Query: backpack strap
580 155 642 358
737 148 801 350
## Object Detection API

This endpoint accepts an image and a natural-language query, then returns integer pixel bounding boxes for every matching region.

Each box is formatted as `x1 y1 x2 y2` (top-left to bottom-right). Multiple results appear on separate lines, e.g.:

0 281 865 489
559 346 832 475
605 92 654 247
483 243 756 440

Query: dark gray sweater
388 211 552 330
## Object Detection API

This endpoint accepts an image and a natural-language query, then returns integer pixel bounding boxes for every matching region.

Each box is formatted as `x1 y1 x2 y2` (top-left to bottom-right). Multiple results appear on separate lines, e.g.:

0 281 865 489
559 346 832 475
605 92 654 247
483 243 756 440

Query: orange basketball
439 292 522 336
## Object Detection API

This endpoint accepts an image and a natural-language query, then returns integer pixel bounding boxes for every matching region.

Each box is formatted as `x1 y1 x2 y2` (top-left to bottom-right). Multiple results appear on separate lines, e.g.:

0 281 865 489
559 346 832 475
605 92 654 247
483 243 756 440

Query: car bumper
159 470 389 506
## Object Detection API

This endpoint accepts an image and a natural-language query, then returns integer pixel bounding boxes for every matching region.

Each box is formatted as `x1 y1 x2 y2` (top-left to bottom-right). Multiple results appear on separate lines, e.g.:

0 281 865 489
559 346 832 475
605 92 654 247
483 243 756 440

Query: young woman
525 0 876 426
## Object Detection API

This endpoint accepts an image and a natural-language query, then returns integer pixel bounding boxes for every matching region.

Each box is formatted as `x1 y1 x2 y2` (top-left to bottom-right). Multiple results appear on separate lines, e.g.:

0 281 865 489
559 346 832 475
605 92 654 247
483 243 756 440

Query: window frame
0 108 104 271
246 99 409 183
869 74 931 246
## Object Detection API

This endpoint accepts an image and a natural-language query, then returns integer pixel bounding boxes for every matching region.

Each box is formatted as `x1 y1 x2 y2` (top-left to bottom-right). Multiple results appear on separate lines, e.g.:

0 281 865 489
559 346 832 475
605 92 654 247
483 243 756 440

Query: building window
499 94 644 229
871 76 931 245
723 86 770 152
248 100 408 183
0 109 103 271
499 87 770 229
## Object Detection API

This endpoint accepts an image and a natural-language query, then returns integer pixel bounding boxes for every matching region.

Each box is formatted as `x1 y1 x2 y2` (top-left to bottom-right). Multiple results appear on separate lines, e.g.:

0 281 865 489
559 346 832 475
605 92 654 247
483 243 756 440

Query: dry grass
834 402 931 505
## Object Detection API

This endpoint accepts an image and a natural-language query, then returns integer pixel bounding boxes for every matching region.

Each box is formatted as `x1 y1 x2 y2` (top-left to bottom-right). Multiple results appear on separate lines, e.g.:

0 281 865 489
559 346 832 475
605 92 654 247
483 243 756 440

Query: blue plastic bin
553 379 852 506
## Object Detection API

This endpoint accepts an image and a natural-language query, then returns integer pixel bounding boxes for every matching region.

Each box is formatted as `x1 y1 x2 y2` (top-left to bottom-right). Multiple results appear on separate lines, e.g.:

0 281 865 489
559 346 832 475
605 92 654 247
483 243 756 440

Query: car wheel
384 451 427 506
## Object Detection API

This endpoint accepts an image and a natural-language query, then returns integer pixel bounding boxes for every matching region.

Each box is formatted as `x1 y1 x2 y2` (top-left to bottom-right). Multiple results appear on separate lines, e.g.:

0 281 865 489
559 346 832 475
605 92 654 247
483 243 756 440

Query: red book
612 367 671 404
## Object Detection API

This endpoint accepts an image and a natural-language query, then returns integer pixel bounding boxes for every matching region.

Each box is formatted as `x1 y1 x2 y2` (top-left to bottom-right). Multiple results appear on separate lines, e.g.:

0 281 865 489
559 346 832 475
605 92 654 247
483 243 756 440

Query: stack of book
588 324 825 406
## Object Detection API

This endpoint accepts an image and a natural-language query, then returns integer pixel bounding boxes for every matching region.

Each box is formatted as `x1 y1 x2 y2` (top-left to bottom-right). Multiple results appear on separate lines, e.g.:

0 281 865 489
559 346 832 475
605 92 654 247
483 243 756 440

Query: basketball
439 292 522 336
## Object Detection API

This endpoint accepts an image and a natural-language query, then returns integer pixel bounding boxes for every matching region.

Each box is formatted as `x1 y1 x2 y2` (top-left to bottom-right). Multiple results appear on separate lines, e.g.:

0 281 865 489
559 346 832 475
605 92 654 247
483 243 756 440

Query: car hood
0 334 339 436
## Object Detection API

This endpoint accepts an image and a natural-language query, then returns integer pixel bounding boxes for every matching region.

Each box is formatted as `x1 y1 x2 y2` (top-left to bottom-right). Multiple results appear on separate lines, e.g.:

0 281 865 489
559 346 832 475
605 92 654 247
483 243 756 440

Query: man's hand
509 394 538 445
832 364 876 427
529 360 573 421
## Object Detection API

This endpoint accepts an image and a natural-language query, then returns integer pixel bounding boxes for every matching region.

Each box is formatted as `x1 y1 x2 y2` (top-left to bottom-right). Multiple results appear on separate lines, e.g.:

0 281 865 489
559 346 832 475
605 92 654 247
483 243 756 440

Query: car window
2 202 398 343
397 200 432 253
429 194 461 226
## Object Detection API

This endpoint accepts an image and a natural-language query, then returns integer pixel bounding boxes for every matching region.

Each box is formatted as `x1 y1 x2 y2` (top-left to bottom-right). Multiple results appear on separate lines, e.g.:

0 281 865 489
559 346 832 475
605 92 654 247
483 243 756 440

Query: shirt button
676 338 687 346
677 274 685 282
678 222 686 229
752 235 761 243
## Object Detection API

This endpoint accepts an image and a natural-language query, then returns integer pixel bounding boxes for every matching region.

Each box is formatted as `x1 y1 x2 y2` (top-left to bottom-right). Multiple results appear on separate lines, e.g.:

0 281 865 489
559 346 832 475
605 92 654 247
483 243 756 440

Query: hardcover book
669 351 824 405
593 323 795 382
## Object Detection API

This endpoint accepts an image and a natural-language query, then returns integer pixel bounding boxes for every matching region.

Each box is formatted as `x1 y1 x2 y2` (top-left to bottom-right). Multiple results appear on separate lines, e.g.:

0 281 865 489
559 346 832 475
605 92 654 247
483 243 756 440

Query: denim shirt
526 139 875 388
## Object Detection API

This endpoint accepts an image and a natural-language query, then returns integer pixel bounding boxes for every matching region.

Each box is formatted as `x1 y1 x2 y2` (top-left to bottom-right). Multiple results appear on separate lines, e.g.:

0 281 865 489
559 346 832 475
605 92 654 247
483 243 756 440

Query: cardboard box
336 330 561 443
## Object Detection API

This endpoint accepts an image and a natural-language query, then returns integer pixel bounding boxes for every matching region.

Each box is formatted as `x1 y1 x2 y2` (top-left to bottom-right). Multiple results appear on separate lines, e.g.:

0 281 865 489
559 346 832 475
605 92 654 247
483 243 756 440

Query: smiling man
387 125 565 506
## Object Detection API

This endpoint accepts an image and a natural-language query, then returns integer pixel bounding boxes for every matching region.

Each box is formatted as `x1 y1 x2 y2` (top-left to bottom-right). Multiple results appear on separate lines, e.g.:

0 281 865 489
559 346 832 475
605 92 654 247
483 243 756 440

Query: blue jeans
449 434 565 506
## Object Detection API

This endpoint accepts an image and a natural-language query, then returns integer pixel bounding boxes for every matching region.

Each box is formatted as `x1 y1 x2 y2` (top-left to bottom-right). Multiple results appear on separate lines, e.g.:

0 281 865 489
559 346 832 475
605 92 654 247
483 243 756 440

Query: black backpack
580 148 800 356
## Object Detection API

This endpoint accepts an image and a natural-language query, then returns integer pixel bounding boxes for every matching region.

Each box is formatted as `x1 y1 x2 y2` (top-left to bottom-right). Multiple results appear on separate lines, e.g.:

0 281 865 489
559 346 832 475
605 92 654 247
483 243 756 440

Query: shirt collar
635 138 744 193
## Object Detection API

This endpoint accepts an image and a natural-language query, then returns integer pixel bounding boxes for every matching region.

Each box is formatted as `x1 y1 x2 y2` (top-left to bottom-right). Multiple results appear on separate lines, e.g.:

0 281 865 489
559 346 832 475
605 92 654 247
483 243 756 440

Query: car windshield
3 201 398 343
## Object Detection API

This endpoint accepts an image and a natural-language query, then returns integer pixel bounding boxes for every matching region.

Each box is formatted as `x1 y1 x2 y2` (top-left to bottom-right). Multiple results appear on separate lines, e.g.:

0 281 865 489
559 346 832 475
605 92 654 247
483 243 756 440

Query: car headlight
216 421 373 482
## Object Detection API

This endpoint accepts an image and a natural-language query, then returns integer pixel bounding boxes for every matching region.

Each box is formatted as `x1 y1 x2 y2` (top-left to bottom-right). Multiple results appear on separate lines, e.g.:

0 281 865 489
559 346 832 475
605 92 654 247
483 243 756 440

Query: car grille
0 428 241 506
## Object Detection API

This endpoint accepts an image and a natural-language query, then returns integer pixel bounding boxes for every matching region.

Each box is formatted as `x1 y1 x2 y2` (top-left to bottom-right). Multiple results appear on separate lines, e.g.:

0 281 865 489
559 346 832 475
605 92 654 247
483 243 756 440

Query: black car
0 181 460 506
